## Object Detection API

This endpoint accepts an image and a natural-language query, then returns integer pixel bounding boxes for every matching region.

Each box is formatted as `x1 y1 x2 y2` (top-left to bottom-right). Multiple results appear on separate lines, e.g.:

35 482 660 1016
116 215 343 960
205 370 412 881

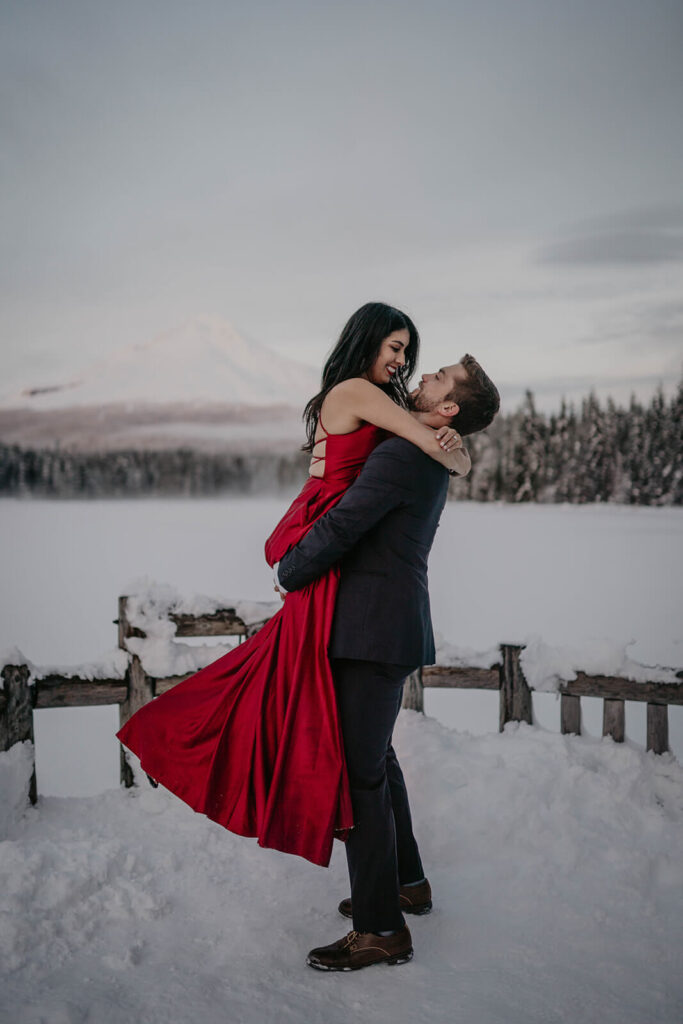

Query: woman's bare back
307 386 368 477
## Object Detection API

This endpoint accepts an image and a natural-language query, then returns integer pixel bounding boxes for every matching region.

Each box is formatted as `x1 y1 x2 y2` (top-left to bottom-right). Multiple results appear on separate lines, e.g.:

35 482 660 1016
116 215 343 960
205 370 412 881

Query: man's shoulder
372 435 425 460
360 436 450 495
372 435 446 471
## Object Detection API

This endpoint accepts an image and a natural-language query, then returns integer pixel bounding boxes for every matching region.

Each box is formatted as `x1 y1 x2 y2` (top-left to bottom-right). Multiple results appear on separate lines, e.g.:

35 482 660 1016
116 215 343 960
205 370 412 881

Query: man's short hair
448 354 500 435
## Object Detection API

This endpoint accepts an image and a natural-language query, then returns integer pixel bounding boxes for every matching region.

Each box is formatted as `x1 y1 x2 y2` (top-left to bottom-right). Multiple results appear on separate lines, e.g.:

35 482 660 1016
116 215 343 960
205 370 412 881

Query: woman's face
366 329 410 386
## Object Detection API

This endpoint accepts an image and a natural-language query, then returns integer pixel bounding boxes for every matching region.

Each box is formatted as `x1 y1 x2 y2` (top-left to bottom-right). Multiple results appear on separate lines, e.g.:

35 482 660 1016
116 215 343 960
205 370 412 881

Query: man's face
409 363 468 413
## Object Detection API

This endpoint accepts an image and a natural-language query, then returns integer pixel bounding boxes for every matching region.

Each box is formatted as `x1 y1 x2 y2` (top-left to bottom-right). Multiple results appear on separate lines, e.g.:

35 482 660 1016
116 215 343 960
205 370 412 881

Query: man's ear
438 401 459 419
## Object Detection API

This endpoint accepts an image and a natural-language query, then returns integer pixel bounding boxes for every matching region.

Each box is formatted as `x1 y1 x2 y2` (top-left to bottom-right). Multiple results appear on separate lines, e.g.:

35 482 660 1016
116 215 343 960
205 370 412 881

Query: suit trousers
332 657 425 934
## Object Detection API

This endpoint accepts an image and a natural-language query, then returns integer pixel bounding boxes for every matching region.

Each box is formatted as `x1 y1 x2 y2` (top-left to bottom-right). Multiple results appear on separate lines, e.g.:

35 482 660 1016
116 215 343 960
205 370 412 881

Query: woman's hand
434 426 463 452
429 429 471 476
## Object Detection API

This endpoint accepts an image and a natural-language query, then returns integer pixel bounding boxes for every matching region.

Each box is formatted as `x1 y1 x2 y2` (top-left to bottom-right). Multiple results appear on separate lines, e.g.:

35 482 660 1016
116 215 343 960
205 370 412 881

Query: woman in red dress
116 303 468 867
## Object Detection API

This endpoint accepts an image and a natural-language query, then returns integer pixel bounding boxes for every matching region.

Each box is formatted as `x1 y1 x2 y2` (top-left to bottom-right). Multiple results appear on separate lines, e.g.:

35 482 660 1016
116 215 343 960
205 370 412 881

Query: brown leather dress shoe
338 878 432 919
306 927 413 971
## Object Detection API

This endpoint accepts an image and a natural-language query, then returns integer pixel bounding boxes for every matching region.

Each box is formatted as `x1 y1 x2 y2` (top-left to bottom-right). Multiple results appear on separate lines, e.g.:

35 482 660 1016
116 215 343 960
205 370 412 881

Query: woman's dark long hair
302 302 420 451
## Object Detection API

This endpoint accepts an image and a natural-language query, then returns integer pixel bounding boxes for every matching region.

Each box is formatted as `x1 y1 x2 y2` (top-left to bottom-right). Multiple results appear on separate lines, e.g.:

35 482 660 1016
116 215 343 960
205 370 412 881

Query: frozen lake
1 497 681 792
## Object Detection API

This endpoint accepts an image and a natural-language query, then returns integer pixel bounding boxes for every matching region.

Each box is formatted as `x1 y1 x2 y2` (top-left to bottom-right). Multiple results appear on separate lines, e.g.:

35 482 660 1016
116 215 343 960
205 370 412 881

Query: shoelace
341 930 361 951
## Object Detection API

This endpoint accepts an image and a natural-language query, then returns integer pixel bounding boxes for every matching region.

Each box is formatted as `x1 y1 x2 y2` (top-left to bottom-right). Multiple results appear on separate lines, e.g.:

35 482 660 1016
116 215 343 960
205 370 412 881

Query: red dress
116 421 384 867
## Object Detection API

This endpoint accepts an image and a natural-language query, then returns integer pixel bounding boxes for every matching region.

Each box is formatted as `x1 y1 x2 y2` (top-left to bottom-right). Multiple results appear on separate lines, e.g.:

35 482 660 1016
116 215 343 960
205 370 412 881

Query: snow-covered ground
2 716 682 1023
1 499 682 1021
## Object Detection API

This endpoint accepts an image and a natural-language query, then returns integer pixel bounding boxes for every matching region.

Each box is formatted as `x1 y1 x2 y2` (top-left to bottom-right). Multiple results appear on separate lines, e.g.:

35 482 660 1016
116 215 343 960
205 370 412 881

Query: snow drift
1 714 682 1023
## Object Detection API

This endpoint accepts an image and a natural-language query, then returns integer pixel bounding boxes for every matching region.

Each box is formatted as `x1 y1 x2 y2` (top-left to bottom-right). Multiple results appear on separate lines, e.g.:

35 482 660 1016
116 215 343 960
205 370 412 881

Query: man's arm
277 439 421 592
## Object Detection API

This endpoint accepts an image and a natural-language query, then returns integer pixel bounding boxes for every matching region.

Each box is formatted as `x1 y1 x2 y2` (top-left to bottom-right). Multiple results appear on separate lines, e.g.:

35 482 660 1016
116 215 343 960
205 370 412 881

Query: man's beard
408 387 432 413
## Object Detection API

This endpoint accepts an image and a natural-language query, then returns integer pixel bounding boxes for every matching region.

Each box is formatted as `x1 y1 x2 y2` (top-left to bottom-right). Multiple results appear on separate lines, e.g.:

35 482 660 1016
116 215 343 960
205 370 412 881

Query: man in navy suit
276 355 499 971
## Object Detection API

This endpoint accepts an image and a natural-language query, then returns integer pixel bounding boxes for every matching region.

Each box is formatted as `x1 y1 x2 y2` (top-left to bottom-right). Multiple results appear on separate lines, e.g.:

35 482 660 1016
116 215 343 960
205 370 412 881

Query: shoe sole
406 902 432 916
307 951 413 971
338 902 432 919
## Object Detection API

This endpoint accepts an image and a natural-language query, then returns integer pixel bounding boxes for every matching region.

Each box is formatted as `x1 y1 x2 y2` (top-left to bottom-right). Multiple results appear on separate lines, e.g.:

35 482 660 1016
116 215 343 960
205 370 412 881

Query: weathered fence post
499 644 533 732
561 693 581 736
402 668 424 713
117 596 154 787
646 703 669 755
602 699 625 742
0 664 37 804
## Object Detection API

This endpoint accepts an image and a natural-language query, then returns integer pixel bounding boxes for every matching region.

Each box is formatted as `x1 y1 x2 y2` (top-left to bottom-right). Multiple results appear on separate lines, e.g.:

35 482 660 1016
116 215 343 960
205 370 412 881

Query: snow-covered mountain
1 318 321 410
0 319 322 452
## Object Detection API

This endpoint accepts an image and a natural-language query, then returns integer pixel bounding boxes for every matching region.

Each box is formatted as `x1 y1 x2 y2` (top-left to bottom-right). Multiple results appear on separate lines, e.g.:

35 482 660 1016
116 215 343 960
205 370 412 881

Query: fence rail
2 597 681 806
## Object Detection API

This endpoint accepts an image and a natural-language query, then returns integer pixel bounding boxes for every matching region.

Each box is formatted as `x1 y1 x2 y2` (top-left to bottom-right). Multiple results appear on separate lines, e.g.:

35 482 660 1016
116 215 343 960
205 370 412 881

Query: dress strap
309 411 329 463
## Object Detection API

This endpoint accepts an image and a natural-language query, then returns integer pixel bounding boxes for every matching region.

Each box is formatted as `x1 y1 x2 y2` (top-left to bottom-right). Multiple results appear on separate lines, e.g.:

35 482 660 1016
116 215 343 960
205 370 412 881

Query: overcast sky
2 0 682 410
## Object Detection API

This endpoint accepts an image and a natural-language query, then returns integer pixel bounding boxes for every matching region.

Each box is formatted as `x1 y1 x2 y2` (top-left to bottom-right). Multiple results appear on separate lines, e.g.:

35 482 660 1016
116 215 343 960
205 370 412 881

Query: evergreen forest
0 382 681 503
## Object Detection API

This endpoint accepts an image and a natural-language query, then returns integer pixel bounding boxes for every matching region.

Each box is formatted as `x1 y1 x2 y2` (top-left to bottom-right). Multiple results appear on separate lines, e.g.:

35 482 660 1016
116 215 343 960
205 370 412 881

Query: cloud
609 299 683 346
538 206 683 266
568 298 683 376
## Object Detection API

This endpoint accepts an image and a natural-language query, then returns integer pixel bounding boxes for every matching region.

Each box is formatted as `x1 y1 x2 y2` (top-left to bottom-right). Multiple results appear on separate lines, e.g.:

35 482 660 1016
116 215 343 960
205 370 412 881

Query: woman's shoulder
326 377 374 401
319 378 373 431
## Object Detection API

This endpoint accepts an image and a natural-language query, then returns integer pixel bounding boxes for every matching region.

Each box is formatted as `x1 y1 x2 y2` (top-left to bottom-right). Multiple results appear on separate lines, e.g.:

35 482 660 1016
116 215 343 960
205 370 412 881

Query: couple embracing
117 301 500 972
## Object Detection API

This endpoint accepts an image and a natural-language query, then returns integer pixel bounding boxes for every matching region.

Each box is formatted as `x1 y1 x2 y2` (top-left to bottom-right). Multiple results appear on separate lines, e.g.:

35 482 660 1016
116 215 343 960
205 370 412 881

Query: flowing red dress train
116 422 383 867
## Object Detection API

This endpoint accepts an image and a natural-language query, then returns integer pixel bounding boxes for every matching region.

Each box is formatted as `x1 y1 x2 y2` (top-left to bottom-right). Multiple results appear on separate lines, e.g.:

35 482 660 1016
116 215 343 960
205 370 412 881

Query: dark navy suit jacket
277 437 449 666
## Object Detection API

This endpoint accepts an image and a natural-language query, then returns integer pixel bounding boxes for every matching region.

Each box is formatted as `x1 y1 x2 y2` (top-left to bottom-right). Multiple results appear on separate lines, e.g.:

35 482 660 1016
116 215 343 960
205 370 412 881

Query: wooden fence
2 597 681 805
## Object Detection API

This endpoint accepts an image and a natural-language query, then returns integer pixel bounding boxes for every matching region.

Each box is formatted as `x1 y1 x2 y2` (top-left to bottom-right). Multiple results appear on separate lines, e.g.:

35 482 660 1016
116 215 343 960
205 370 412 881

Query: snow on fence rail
2 594 682 807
